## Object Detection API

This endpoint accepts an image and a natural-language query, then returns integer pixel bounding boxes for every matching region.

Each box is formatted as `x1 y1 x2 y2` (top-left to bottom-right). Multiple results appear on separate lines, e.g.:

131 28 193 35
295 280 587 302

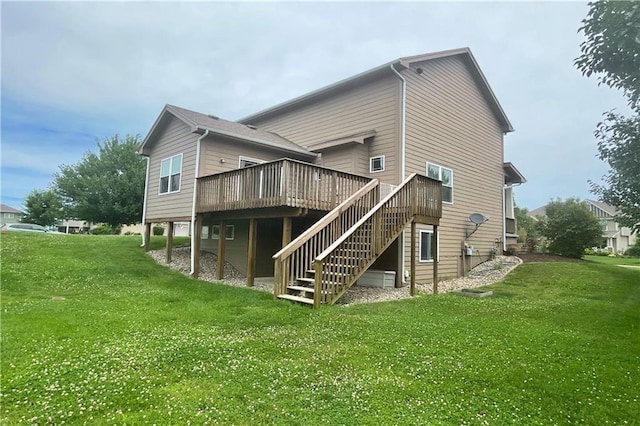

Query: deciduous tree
22 189 63 227
576 0 640 232
538 198 602 259
54 134 145 233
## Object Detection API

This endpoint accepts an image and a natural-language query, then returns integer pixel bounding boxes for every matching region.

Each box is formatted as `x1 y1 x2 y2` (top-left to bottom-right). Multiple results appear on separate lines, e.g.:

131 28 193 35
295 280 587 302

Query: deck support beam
247 219 257 287
282 217 292 247
144 222 151 252
166 221 174 263
410 221 416 296
433 224 439 294
216 220 226 280
192 216 202 278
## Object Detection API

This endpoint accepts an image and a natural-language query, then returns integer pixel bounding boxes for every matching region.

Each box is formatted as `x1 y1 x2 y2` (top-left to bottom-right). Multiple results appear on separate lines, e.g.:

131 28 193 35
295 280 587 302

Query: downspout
390 63 407 284
140 156 150 247
190 130 209 275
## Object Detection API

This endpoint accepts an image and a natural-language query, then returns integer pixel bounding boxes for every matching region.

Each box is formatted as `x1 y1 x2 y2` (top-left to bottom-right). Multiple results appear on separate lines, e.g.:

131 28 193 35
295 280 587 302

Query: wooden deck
196 159 372 214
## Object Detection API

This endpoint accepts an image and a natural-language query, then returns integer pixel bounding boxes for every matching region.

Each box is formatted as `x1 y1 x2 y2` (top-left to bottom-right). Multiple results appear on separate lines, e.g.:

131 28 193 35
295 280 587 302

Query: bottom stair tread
277 294 314 305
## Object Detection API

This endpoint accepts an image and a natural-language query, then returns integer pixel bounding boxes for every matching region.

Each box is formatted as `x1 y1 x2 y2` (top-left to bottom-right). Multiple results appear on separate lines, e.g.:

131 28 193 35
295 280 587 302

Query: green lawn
585 254 640 266
2 234 639 424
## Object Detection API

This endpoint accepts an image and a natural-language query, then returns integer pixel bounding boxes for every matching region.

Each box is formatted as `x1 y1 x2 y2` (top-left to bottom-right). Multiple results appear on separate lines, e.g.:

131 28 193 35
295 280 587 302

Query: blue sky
0 1 631 211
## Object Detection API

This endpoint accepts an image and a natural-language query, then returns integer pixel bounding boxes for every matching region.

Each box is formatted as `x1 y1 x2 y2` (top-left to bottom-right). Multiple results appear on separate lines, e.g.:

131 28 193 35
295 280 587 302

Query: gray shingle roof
0 203 22 214
163 105 315 158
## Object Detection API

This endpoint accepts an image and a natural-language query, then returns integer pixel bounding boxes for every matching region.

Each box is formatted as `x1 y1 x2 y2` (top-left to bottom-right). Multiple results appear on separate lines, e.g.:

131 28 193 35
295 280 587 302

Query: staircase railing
272 179 380 297
312 173 442 307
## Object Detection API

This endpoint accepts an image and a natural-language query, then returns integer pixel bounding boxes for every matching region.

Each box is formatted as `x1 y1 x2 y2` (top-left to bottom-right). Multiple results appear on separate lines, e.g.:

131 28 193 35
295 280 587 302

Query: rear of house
139 47 524 306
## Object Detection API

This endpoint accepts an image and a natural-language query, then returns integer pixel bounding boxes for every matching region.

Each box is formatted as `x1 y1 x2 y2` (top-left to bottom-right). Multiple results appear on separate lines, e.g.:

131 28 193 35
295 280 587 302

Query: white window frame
201 225 209 240
239 156 265 168
419 230 440 262
159 153 183 195
369 155 385 173
426 162 453 204
212 224 235 240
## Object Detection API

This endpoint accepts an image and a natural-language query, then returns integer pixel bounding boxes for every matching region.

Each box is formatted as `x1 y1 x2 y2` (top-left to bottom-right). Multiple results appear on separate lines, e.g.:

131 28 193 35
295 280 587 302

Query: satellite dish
466 213 489 238
469 213 488 224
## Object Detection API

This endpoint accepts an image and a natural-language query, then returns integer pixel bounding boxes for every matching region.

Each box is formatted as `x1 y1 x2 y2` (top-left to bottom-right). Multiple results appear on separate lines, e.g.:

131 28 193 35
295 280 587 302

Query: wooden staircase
273 174 442 308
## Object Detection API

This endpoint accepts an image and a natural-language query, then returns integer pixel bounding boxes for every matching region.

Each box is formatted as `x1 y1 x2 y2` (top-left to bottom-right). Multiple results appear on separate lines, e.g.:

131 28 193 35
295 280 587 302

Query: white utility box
357 270 396 289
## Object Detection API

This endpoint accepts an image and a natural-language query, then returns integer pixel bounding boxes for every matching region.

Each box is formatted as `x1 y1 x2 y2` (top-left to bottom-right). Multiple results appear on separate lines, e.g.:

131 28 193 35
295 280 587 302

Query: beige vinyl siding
145 115 198 221
402 55 505 281
247 75 401 184
199 136 303 177
318 143 369 175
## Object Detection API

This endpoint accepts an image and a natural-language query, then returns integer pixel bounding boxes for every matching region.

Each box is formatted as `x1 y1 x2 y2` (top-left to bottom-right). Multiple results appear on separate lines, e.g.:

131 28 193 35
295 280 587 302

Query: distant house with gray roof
0 204 23 224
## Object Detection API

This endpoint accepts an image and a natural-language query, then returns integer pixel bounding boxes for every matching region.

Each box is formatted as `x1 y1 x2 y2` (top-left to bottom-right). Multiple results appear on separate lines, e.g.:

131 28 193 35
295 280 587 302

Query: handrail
272 179 379 260
315 173 417 262
310 173 441 306
196 158 371 213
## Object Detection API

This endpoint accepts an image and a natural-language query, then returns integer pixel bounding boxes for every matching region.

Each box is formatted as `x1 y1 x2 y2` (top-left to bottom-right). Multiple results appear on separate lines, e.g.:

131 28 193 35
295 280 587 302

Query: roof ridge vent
246 124 258 130
207 114 219 120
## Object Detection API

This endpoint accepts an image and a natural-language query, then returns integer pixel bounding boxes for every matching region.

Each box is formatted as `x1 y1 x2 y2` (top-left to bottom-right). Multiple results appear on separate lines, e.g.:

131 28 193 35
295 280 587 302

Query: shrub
627 240 640 257
152 225 164 236
538 198 602 259
90 224 121 235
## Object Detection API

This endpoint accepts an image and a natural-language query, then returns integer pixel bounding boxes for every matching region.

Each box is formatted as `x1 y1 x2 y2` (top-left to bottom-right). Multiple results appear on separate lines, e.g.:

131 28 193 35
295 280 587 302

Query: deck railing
272 179 380 297
196 158 371 213
313 173 442 306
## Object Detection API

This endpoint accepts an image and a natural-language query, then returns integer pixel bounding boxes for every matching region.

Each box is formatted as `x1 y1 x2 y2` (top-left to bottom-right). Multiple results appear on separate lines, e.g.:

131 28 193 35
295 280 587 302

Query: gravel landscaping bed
147 247 521 306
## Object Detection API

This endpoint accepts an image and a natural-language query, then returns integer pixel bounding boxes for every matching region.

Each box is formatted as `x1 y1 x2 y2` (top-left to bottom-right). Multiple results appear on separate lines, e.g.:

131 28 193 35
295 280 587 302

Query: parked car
1 223 65 234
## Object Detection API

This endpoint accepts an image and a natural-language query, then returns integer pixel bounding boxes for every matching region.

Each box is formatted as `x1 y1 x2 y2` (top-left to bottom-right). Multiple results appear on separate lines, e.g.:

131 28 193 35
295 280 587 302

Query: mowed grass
585 254 640 266
2 234 639 425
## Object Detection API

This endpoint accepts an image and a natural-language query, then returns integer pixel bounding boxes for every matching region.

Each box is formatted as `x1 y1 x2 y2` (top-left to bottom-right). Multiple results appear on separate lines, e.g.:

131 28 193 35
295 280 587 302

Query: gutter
190 130 209 275
389 63 407 283
140 156 150 247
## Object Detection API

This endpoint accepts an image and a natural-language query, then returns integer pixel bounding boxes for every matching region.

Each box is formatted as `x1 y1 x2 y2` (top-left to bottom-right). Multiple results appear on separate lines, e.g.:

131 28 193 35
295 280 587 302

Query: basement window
370 155 385 173
419 230 439 262
212 224 235 240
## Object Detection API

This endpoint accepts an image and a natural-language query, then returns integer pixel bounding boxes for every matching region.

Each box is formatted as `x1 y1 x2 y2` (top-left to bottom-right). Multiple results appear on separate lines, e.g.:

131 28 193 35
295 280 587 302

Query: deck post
216 220 226 280
433 224 438 294
247 218 257 287
282 217 292 247
410 220 416 296
166 221 174 263
192 216 202 278
144 222 151 252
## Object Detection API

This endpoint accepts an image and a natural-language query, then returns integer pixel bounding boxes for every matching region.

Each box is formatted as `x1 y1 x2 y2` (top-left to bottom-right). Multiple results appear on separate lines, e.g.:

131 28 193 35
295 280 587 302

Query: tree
589 113 640 233
576 1 640 233
575 1 640 110
538 198 602 259
54 134 145 233
22 189 63 226
514 205 541 246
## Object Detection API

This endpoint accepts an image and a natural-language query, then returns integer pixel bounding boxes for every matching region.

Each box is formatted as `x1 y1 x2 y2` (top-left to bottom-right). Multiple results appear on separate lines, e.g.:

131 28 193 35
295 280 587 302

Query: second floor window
370 155 385 173
160 154 183 194
426 162 453 203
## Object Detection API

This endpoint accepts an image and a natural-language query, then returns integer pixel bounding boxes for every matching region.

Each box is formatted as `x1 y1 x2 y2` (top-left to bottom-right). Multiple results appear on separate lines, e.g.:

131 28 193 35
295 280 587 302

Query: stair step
288 285 314 293
297 277 315 284
277 294 314 305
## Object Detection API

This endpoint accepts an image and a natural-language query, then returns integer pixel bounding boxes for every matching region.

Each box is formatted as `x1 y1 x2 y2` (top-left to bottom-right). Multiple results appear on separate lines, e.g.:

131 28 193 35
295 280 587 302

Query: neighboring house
528 200 637 254
0 204 22 224
139 47 524 307
586 200 637 253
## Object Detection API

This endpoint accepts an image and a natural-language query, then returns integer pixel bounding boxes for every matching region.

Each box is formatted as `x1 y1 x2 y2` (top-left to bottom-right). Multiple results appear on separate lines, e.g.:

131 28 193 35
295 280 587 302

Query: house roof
239 47 513 133
139 104 316 159
527 206 546 220
586 199 616 217
0 203 22 214
503 162 527 185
